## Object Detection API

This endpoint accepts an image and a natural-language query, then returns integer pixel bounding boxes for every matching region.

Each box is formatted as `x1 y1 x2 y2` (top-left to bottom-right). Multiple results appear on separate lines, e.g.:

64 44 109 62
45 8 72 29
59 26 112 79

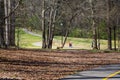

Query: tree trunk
0 0 5 48
61 21 71 48
118 34 120 51
89 0 98 49
0 27 5 48
97 23 100 50
93 20 98 49
107 0 112 50
8 0 11 47
113 26 117 50
61 29 69 48
117 17 120 51
4 0 9 47
0 0 21 48
47 7 54 49
107 27 112 50
43 0 57 49
48 5 57 49
9 0 16 46
42 0 46 49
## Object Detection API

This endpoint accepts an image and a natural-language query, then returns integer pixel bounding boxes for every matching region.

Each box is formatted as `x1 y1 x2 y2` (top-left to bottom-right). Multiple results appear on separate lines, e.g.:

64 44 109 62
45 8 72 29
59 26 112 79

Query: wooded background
0 0 120 50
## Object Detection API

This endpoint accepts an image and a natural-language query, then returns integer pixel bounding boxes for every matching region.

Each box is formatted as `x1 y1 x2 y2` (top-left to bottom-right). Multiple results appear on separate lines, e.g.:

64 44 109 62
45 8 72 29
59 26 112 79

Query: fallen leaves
0 49 119 80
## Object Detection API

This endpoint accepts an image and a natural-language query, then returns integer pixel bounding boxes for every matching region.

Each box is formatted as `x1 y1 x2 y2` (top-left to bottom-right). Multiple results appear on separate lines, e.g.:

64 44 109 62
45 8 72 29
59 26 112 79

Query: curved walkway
61 64 120 80
23 29 42 37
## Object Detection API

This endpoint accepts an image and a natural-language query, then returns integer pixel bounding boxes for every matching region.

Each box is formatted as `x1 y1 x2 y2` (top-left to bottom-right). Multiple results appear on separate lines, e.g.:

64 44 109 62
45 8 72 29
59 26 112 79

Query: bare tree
106 0 112 50
42 0 46 48
0 0 22 48
89 0 98 49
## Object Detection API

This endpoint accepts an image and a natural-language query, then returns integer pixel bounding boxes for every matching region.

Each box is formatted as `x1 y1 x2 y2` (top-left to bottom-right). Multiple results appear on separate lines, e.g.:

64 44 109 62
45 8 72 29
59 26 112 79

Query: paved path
23 29 42 37
61 64 120 80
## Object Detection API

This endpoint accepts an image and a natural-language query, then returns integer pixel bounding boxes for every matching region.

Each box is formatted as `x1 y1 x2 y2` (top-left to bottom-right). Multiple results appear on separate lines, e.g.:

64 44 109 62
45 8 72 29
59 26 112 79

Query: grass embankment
16 29 108 49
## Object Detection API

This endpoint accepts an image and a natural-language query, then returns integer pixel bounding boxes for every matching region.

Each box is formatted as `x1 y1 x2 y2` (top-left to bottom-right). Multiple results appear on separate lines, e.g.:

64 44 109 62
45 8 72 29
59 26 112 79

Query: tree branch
4 0 22 19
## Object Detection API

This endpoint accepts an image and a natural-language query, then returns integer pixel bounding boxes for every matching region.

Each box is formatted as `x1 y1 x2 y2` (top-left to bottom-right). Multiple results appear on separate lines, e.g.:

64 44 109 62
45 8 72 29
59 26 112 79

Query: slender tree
42 0 46 49
89 0 98 49
0 0 6 48
9 0 16 46
107 0 112 50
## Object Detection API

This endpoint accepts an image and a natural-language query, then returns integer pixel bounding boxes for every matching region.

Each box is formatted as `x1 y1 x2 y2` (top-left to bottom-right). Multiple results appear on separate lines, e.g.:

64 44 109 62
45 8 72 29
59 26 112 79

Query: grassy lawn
54 36 108 50
15 29 42 48
16 29 108 49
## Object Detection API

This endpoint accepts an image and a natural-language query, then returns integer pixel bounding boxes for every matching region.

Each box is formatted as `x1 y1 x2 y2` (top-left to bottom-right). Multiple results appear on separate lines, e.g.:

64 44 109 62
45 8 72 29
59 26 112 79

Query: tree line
0 0 120 50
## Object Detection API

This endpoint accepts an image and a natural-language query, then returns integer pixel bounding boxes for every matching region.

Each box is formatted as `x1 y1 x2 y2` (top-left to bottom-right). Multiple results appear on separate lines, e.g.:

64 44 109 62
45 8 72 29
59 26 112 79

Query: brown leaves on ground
0 49 120 80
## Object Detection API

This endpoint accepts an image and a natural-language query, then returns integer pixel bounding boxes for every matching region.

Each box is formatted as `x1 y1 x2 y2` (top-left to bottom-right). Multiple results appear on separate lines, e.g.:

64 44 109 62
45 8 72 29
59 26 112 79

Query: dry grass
0 49 120 80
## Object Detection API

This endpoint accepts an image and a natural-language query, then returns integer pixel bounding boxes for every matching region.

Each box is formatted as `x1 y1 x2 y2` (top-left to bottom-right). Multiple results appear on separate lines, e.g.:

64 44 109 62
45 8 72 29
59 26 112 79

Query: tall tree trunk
61 29 69 48
89 0 98 49
117 17 120 51
8 0 11 47
47 1 57 49
47 7 54 49
9 0 16 46
4 0 9 48
0 0 5 48
93 20 98 49
117 19 120 51
118 32 120 51
43 0 58 49
113 26 117 50
61 20 71 48
48 9 57 49
42 0 46 49
97 24 100 50
107 0 112 50
107 27 112 50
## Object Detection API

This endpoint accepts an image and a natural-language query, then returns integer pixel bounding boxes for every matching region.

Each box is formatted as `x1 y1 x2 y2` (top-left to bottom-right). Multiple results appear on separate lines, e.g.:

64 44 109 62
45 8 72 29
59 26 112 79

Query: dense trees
0 0 22 48
106 0 120 50
0 0 120 50
42 0 60 49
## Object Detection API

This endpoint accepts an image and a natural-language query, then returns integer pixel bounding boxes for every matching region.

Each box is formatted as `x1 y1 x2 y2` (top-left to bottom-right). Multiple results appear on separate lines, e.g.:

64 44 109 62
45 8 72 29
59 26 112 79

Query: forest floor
0 49 120 80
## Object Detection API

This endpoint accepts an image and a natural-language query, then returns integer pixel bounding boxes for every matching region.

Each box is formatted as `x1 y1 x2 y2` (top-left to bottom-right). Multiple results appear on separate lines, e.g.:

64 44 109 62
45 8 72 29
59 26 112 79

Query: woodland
0 0 120 80
0 0 120 50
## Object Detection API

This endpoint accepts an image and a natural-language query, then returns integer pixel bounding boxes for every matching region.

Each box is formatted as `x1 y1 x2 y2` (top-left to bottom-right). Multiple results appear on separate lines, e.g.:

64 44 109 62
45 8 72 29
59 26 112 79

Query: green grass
54 36 108 49
15 29 42 48
15 29 109 50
